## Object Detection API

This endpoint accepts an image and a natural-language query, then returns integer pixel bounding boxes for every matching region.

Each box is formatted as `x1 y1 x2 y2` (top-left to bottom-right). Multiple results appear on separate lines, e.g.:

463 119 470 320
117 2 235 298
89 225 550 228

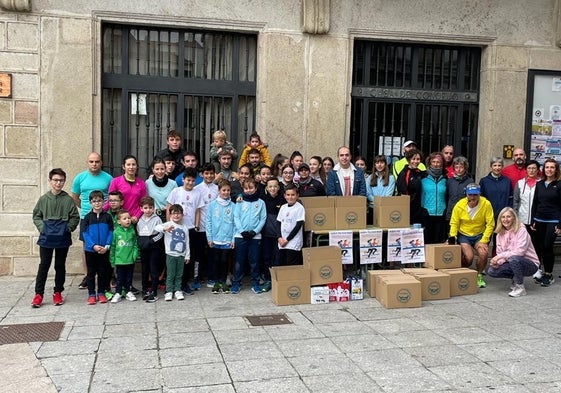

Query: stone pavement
2 270 561 393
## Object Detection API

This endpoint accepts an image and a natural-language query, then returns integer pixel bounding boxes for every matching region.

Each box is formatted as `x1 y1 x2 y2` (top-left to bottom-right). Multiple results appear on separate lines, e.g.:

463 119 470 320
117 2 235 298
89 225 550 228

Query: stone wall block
0 22 5 50
14 100 37 125
529 48 561 70
495 46 528 70
12 72 39 99
5 126 38 156
0 100 13 123
13 256 37 276
0 158 38 183
0 257 12 276
2 185 38 211
0 52 38 71
0 236 31 255
7 22 38 50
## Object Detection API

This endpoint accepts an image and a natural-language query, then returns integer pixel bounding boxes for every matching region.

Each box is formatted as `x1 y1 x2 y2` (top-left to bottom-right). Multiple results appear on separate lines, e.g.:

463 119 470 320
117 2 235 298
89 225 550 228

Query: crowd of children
33 130 546 306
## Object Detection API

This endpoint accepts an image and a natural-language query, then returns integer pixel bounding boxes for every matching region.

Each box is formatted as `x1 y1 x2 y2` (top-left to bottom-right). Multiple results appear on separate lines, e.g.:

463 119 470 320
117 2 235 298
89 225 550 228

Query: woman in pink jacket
487 207 539 297
106 155 147 224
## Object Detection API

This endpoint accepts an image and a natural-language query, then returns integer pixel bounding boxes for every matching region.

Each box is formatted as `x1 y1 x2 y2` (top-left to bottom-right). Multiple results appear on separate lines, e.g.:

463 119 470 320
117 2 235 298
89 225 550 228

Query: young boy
155 204 190 301
277 184 305 266
209 130 238 173
110 210 139 303
238 132 271 168
136 196 164 302
163 155 177 179
193 163 219 289
81 190 113 305
231 178 267 294
154 129 186 179
31 168 80 308
166 167 204 293
206 180 235 293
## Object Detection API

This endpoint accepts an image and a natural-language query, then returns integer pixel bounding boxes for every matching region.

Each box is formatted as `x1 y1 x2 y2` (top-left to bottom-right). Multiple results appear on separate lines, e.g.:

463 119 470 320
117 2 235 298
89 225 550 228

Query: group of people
30 131 558 307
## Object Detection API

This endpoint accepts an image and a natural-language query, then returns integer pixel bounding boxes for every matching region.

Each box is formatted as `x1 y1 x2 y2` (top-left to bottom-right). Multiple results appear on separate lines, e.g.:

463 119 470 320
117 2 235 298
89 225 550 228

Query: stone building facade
0 0 560 275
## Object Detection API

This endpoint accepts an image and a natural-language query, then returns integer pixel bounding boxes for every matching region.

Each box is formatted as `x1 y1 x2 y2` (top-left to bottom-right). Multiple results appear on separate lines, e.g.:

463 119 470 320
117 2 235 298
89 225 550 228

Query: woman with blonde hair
487 207 539 297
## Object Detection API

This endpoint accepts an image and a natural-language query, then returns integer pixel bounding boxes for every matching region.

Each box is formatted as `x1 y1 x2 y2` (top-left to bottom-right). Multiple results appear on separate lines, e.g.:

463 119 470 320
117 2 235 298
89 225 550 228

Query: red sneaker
53 292 64 306
31 294 43 308
87 296 96 305
97 294 107 304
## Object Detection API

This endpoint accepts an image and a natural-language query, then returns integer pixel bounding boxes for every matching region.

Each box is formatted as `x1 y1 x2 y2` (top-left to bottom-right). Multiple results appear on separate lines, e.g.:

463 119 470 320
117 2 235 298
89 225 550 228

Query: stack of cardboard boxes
300 196 366 231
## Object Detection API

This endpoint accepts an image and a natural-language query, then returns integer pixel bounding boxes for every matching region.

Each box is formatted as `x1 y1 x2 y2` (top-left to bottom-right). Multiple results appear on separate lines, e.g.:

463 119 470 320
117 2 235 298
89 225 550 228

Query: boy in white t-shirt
277 184 305 266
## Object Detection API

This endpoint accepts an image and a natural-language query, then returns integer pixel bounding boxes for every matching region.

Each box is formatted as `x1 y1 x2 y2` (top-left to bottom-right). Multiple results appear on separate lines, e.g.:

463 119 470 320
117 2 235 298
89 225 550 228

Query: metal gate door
351 41 480 172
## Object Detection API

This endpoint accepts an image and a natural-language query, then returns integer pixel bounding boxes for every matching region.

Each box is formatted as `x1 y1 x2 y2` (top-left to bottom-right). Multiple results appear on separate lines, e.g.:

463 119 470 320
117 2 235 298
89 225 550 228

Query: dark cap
298 163 310 171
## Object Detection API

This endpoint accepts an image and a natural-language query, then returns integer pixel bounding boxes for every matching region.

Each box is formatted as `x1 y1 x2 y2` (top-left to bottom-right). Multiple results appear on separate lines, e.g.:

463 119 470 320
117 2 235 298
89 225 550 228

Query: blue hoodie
234 193 266 239
81 210 113 252
207 197 235 245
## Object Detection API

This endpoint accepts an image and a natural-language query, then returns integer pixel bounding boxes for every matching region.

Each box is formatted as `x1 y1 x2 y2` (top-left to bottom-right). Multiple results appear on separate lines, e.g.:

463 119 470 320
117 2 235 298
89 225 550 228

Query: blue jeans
233 238 261 286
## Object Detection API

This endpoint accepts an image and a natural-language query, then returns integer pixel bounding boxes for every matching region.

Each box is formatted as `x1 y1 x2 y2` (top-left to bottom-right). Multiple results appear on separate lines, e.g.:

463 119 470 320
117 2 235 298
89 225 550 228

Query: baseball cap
465 184 481 195
403 140 417 148
298 163 310 171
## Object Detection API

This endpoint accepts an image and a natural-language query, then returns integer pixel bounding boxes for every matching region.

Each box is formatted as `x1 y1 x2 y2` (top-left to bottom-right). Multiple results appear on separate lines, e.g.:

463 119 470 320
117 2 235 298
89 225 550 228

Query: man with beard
502 148 528 189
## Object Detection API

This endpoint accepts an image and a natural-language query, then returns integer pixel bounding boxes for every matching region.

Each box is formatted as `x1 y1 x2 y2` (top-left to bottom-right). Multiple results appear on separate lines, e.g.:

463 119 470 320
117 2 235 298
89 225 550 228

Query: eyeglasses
283 171 294 175
50 178 65 183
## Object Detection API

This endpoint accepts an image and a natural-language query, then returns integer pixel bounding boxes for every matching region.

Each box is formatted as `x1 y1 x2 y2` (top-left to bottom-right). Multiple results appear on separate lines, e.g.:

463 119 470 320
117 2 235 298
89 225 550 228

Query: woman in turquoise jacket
421 152 447 244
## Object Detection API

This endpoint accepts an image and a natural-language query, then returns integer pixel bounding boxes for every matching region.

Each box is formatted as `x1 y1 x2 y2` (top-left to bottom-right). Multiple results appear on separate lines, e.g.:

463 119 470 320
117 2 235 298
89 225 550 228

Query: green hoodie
110 224 138 267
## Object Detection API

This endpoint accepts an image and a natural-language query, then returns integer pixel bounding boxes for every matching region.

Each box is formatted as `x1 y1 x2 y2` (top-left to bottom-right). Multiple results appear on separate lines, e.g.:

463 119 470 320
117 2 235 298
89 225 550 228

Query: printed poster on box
400 228 425 265
359 229 383 264
329 230 353 265
387 228 403 262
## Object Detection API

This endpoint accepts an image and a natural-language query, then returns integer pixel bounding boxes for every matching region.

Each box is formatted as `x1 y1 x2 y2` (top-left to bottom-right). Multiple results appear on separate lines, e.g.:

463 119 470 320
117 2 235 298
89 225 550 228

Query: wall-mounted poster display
526 71 561 164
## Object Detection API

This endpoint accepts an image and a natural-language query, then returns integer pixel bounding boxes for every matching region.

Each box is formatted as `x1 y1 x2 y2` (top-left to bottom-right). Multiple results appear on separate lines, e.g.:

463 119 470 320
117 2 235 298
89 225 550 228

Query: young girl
366 155 395 224
272 153 289 181
354 156 369 178
322 156 335 174
146 158 177 222
238 132 271 167
309 155 326 184
260 177 285 291
289 151 304 182
206 180 235 293
279 163 295 192
277 184 305 266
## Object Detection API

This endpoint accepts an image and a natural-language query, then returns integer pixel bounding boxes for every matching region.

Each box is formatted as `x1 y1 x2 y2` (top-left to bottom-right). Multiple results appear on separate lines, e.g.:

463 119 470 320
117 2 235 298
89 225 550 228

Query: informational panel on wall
530 75 561 163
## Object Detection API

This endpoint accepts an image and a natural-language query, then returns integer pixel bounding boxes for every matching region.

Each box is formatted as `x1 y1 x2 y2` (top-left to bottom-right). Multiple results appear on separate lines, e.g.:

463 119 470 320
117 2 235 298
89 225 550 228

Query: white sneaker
125 291 137 301
164 292 173 301
174 290 185 300
533 269 543 280
110 293 122 303
509 284 527 297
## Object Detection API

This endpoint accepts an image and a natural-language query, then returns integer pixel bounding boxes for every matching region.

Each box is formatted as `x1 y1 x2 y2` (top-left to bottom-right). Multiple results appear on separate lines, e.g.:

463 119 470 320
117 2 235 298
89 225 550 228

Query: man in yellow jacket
449 183 495 288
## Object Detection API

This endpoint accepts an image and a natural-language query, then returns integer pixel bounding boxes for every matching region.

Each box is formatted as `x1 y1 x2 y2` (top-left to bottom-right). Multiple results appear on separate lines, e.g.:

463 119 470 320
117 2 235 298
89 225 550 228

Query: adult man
392 140 426 179
214 150 236 183
154 129 186 179
326 146 367 196
502 148 527 189
71 152 113 289
448 183 495 289
31 168 80 307
174 151 203 187
441 145 454 178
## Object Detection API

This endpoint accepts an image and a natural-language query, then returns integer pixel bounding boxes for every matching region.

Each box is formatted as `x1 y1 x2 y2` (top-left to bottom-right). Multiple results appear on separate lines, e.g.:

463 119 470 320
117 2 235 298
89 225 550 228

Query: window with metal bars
101 24 257 177
351 41 480 173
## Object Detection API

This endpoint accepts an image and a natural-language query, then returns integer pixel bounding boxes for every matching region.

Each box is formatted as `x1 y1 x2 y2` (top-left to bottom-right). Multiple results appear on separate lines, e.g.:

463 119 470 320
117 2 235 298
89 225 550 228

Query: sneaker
130 286 141 295
533 269 543 282
111 293 122 303
510 280 516 291
230 283 240 294
53 292 64 306
164 292 173 301
146 293 158 303
104 291 113 301
97 294 107 304
262 280 272 292
509 284 527 297
142 291 150 301
31 294 43 308
212 283 220 294
125 291 137 301
191 278 201 290
476 273 486 288
251 284 263 294
225 274 232 287
78 276 88 289
87 295 96 305
221 283 230 294
541 274 554 287
174 290 185 300
182 284 194 295
206 280 216 288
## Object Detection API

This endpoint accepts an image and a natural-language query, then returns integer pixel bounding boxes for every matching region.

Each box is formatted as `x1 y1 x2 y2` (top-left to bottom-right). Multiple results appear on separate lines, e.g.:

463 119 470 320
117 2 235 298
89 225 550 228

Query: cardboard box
373 195 410 228
302 246 343 286
424 244 461 270
270 266 311 305
401 267 437 275
404 270 450 300
377 275 422 309
311 286 330 304
366 270 407 298
300 197 336 231
439 268 478 296
334 196 367 229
